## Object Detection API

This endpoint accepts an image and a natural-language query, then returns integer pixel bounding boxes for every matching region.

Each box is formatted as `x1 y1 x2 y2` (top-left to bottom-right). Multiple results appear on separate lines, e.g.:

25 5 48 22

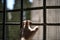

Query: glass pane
27 25 43 40
23 11 31 20
46 26 60 40
7 0 21 10
46 9 60 23
6 25 20 40
24 10 43 23
5 25 43 40
46 0 60 6
30 10 43 23
0 25 3 40
7 0 43 10
6 11 20 22
0 0 3 11
23 0 43 8
0 13 3 22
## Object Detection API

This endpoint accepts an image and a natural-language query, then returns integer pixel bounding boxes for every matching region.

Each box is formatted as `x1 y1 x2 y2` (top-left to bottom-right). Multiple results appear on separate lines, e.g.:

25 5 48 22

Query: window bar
20 0 23 40
3 0 6 40
43 0 46 40
0 6 60 13
20 0 23 29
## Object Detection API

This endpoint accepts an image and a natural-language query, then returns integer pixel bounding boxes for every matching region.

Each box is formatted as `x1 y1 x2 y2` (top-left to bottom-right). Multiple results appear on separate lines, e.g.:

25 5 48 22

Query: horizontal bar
5 23 60 26
0 22 20 24
0 6 60 12
46 6 60 9
0 11 3 13
23 7 43 10
32 23 60 26
0 22 60 26
46 23 60 26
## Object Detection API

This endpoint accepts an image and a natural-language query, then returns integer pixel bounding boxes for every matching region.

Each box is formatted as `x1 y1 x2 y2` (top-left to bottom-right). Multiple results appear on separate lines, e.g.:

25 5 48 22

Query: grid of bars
0 0 60 40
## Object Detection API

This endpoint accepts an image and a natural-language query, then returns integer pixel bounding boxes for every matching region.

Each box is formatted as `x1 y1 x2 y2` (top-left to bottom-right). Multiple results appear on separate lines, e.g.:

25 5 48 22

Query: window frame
0 0 60 40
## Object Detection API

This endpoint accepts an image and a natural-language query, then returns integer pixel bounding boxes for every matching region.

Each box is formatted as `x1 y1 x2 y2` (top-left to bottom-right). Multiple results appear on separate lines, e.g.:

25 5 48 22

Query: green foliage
7 12 20 22
0 0 31 40
0 0 3 40
23 0 31 20
0 0 3 11
23 0 31 8
26 11 31 20
8 25 20 40
0 25 3 40
0 13 3 22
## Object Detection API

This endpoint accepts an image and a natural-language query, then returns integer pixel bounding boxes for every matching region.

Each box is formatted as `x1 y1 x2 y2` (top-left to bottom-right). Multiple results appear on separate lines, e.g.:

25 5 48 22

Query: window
0 0 60 40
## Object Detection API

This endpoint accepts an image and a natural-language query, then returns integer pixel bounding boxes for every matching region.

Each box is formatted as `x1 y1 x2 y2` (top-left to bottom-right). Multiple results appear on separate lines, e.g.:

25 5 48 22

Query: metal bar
33 23 60 26
46 6 60 9
20 0 23 40
20 0 23 28
46 23 60 26
23 6 60 10
32 23 60 26
3 0 6 40
0 22 60 25
5 23 60 26
0 6 60 13
43 0 46 40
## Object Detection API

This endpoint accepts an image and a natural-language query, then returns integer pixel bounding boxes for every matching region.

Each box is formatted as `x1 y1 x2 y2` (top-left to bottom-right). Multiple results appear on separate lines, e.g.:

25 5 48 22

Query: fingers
35 26 38 28
21 37 25 40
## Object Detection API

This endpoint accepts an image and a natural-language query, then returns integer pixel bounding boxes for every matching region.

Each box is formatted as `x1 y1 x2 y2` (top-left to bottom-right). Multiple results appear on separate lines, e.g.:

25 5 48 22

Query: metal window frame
3 0 6 40
0 0 60 40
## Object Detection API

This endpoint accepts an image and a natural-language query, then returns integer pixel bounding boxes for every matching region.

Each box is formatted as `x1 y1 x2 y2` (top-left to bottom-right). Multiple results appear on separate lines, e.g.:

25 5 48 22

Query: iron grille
0 0 60 40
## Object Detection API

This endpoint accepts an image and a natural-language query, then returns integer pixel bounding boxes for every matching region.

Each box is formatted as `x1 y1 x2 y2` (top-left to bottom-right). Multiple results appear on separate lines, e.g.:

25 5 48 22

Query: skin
23 20 38 31
21 20 38 40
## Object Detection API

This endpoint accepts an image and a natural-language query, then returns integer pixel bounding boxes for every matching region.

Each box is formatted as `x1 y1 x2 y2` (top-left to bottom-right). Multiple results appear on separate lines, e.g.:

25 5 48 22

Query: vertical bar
20 0 23 28
3 0 6 40
20 0 23 40
43 0 46 40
